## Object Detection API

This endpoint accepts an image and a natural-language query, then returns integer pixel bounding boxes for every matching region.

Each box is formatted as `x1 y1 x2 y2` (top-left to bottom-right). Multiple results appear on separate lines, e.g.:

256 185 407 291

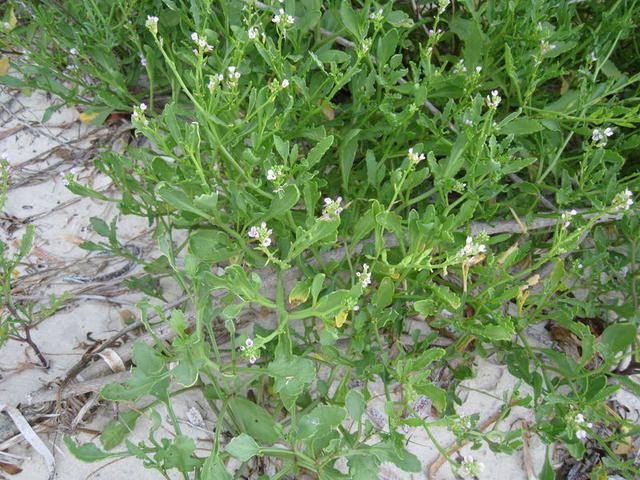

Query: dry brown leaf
96 348 126 373
120 309 136 325
0 461 22 475
60 234 86 245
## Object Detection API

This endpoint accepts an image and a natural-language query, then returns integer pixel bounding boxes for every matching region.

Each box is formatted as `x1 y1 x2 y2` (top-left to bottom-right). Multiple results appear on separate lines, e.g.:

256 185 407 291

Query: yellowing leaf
335 308 348 328
9 8 18 30
322 105 335 120
0 58 10 76
79 111 99 122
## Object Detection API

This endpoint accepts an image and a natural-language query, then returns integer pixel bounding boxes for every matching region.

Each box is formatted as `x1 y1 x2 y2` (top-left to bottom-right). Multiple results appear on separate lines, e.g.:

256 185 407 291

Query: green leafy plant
3 0 640 478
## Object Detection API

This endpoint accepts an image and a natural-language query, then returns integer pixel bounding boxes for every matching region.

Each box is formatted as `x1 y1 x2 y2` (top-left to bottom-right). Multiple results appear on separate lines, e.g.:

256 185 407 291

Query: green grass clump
2 0 640 478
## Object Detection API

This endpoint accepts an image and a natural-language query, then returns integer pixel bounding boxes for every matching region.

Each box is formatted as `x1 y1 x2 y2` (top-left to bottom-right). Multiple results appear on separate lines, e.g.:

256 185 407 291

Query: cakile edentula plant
3 0 640 478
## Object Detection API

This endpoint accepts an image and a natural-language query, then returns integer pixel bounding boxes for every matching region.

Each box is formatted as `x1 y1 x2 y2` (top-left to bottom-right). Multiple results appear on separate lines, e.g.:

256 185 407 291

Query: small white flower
267 169 277 181
611 189 634 212
592 128 603 141
485 89 501 109
281 78 289 88
560 209 577 228
69 48 78 55
540 39 557 55
248 27 258 39
249 355 257 364
145 15 159 34
438 0 450 14
191 32 198 42
458 236 486 258
369 8 384 21
589 51 598 62
139 103 147 111
245 338 254 347
248 222 273 248
464 119 473 126
576 429 588 440
1 152 9 161
460 455 485 478
139 54 147 66
272 14 281 23
321 196 343 219
475 65 482 73
592 128 612 147
356 264 372 288
408 147 425 164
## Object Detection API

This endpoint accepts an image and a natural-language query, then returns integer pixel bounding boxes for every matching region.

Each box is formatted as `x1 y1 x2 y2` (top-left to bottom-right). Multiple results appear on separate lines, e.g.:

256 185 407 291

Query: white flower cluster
591 127 614 147
60 167 79 186
145 15 159 34
369 8 384 21
458 236 486 259
574 413 593 440
437 0 451 14
360 38 372 55
453 58 467 74
485 89 501 109
611 189 634 213
321 196 343 220
560 209 577 228
191 32 213 53
131 102 149 126
356 264 371 288
266 165 287 193
407 147 425 164
272 8 294 27
207 74 224 92
266 167 284 181
540 39 557 55
238 338 257 364
225 66 241 88
248 221 273 247
459 455 485 478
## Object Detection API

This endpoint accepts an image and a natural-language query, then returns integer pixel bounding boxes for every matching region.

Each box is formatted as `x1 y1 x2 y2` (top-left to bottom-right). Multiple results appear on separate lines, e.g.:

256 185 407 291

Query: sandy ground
0 85 637 480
